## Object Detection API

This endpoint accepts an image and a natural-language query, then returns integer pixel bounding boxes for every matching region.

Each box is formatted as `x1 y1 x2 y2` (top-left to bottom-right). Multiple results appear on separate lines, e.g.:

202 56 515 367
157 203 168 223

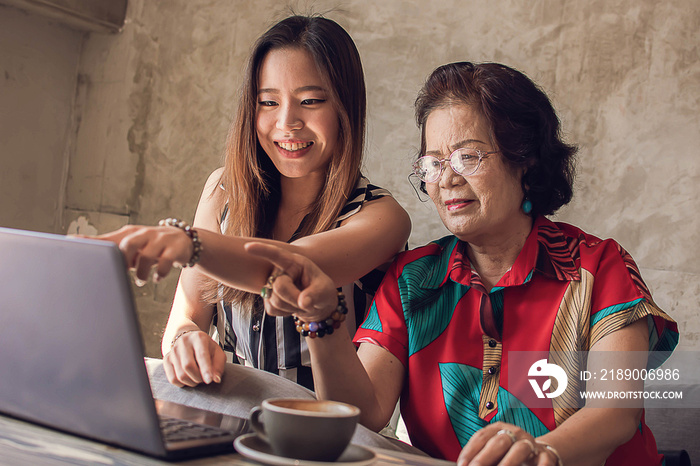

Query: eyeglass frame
412 147 500 183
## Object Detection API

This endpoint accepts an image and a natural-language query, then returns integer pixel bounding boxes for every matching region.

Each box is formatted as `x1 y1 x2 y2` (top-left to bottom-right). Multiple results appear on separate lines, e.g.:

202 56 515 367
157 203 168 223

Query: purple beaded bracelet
293 292 347 338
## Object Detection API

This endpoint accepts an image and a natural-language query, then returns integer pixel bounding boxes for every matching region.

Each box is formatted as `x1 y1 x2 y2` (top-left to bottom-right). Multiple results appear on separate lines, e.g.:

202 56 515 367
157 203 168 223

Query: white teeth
278 141 312 151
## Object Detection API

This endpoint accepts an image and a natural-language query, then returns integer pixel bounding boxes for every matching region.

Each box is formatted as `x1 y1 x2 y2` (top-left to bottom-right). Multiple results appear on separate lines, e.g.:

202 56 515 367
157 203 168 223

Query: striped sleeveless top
213 177 394 390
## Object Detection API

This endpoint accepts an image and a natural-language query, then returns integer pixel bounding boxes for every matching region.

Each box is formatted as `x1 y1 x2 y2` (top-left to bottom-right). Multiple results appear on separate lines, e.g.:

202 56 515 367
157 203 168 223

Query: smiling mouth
276 141 313 151
444 199 473 211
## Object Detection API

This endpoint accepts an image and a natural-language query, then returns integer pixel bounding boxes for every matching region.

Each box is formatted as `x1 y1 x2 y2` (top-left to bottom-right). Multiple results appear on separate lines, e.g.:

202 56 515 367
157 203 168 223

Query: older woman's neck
466 218 533 292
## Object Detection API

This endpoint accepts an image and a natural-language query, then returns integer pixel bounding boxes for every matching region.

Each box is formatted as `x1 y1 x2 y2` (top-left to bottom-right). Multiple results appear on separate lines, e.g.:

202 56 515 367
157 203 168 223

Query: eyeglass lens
414 148 481 182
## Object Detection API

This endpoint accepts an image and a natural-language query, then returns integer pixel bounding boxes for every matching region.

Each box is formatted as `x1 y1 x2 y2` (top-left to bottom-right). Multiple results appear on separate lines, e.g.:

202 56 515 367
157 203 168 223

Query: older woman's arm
244 241 405 431
307 335 405 431
457 318 649 466
532 317 649 466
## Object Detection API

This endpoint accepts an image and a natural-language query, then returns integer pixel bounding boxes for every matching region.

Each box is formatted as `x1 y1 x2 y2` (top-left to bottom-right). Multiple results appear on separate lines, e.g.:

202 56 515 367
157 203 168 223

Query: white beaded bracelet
158 218 202 267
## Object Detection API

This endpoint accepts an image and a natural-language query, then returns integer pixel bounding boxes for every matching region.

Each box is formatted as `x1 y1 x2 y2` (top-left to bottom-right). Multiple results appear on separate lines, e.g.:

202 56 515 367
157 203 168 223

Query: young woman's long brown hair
213 15 367 306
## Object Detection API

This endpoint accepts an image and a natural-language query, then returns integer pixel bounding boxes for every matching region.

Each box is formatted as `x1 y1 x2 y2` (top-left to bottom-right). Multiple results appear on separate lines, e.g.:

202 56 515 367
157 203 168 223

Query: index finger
93 226 134 245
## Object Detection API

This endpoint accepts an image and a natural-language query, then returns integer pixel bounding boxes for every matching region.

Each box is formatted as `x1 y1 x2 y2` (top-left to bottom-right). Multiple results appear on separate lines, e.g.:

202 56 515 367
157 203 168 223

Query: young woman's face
424 103 528 245
256 47 340 181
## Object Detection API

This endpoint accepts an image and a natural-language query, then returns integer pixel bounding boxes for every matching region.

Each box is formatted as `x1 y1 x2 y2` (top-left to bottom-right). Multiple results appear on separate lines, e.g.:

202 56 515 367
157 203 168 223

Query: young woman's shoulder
350 177 409 215
338 185 411 252
192 167 227 230
343 178 409 224
205 167 226 191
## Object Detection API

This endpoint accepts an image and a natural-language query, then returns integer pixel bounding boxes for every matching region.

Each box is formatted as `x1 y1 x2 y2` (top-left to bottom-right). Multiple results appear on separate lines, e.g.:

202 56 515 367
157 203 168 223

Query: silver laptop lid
0 227 167 457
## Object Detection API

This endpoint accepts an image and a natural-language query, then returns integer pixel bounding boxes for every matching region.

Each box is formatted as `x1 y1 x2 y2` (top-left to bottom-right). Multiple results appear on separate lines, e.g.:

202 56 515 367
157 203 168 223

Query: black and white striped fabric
213 177 394 390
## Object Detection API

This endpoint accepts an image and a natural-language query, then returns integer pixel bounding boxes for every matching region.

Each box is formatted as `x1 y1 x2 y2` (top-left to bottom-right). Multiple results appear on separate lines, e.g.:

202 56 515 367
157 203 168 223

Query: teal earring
522 198 533 214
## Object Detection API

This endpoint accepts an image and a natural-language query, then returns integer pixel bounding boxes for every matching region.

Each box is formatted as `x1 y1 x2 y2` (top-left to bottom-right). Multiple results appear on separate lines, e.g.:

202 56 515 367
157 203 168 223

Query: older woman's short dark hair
414 62 577 217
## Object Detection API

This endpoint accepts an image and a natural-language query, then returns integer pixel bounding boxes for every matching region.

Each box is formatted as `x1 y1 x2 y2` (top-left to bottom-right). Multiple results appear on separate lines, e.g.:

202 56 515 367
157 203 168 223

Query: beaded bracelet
293 292 347 338
158 218 202 267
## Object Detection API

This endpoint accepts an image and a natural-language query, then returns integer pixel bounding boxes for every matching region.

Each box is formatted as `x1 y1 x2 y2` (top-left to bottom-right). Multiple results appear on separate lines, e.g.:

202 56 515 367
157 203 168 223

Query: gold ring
260 270 283 299
536 442 564 466
496 429 517 445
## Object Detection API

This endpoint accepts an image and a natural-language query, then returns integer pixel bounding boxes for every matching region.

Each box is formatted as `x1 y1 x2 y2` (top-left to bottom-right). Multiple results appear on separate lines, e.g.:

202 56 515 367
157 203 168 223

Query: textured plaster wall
1 0 698 359
0 5 82 233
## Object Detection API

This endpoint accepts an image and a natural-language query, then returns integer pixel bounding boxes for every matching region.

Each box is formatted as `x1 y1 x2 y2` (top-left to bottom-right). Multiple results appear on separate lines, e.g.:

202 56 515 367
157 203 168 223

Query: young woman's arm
159 168 229 387
160 268 225 387
98 168 411 386
101 171 411 297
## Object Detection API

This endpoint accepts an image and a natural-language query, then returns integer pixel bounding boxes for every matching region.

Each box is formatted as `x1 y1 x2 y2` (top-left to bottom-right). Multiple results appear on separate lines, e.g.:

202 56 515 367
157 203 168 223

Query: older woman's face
424 103 528 244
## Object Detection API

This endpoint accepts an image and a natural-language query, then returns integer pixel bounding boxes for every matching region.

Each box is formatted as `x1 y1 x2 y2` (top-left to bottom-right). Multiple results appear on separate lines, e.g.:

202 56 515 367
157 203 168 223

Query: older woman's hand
457 422 558 466
244 242 338 323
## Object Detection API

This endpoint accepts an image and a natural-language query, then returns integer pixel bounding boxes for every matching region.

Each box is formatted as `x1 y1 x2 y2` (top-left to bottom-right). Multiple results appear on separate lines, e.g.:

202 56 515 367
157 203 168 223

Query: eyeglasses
412 148 498 183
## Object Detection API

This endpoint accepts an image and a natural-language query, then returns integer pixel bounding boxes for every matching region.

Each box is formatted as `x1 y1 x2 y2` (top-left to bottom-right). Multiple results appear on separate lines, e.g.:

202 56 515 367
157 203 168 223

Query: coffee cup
249 398 360 461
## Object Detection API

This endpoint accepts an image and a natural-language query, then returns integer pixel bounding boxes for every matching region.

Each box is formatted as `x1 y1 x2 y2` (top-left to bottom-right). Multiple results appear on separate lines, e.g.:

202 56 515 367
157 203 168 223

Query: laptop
0 226 250 460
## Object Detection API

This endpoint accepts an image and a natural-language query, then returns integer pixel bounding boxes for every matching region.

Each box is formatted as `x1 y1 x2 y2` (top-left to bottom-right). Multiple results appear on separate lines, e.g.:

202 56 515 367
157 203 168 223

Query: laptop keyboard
159 415 234 442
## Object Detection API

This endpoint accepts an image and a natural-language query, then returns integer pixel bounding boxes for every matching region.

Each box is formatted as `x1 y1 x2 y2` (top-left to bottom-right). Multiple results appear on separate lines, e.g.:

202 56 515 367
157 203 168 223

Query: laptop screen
0 227 167 456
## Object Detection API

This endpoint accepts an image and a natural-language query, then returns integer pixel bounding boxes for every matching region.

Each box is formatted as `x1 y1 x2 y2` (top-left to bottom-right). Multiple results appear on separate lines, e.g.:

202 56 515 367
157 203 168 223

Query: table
0 358 455 465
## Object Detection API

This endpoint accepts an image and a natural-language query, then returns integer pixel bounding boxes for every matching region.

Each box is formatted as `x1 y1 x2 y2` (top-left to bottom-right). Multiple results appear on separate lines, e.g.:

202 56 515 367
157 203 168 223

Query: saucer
234 433 376 466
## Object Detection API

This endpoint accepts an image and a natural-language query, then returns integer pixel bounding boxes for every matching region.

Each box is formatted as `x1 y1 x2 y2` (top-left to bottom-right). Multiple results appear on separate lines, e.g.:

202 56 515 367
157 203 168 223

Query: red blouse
355 216 678 464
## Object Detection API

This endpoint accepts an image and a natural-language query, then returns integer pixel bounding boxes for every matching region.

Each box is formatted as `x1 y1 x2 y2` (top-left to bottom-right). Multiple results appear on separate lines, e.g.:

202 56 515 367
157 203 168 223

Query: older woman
246 62 678 466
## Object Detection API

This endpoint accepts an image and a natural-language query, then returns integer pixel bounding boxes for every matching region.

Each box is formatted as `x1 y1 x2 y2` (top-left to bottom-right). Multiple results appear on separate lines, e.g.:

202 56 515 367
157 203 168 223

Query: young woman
100 15 411 391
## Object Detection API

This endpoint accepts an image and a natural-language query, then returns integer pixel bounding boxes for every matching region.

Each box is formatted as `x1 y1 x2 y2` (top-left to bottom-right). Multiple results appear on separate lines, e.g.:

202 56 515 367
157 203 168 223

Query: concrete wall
1 0 698 359
0 5 81 233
